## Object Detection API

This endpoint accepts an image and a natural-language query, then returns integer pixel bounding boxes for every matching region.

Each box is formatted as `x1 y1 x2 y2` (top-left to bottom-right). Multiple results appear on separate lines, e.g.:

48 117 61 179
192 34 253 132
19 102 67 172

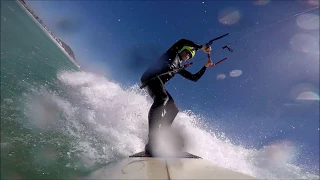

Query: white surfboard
84 151 257 179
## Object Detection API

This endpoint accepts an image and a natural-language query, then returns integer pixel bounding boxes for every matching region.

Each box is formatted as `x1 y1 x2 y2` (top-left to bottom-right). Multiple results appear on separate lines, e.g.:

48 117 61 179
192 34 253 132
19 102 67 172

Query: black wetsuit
140 39 208 154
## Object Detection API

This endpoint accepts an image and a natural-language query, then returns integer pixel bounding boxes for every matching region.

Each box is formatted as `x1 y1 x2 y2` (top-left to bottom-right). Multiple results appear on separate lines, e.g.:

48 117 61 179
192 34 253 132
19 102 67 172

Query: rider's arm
178 66 207 82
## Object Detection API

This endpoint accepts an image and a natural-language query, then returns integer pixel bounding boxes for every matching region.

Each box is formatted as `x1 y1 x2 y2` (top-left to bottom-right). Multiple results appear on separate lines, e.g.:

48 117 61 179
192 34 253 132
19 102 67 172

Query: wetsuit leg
144 77 179 154
145 77 168 138
162 91 179 128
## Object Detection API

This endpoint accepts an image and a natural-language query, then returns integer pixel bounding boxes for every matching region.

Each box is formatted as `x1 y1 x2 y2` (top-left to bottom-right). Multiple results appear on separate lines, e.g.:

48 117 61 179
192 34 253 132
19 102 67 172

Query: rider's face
180 50 191 61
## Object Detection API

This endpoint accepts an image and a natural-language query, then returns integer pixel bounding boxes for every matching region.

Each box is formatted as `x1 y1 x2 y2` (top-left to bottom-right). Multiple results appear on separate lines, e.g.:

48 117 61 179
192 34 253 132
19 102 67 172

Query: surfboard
129 150 202 159
84 151 257 179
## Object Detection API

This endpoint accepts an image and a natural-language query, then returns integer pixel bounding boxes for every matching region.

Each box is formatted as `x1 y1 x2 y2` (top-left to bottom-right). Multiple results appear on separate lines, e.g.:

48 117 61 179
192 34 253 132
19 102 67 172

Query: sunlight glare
230 70 243 77
308 0 320 6
296 13 319 30
289 34 319 59
217 74 226 80
218 8 241 25
297 91 320 100
253 0 271 6
290 83 319 101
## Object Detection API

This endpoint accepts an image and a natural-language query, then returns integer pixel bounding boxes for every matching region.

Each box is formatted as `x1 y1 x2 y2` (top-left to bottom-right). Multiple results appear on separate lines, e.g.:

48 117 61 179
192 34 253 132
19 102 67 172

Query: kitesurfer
140 38 213 155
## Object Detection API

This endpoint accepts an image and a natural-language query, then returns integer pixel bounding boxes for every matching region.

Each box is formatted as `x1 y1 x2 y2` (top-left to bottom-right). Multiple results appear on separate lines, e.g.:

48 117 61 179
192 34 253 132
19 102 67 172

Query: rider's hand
205 58 215 68
201 45 212 54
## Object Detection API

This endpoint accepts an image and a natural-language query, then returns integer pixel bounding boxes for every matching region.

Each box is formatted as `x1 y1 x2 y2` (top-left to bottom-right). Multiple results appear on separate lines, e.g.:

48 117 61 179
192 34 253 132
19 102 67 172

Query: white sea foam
24 70 319 179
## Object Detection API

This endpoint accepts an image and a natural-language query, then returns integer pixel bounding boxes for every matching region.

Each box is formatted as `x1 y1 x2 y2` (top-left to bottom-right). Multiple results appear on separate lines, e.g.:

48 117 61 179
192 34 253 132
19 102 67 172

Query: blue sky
25 0 319 171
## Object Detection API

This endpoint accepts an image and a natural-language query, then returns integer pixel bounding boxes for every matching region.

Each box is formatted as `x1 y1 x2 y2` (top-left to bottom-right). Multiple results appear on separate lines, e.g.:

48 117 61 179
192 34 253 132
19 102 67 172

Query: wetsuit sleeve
178 66 207 82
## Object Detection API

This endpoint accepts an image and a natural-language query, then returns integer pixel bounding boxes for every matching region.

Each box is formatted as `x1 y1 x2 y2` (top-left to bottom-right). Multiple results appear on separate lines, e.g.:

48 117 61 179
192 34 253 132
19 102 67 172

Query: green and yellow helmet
178 46 196 59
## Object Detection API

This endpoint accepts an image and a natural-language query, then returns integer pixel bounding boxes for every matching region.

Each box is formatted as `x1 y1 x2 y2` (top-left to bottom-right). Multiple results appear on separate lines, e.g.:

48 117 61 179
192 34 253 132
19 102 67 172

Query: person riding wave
140 38 213 155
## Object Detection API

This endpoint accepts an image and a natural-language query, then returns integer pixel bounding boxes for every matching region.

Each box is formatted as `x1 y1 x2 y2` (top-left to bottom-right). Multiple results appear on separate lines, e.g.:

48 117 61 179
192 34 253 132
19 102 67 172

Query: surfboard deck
84 151 257 179
129 150 202 159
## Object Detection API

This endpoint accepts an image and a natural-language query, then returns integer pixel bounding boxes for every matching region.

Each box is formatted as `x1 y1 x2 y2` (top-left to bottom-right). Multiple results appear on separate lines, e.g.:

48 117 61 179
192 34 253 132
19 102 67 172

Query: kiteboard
84 150 257 179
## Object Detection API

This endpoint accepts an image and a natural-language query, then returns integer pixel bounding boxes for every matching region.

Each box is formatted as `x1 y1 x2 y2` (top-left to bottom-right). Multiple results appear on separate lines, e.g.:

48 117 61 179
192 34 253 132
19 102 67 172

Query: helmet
178 46 196 59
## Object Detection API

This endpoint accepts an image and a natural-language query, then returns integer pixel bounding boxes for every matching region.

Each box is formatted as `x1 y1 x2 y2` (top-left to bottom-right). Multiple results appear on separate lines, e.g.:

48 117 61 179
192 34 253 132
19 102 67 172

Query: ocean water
1 1 319 179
